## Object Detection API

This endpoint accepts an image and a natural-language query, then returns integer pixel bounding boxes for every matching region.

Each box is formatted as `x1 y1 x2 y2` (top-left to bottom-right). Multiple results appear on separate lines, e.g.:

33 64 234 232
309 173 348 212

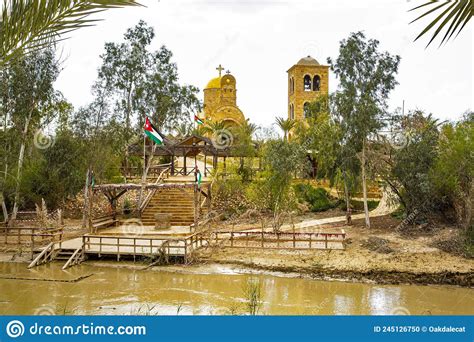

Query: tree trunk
0 192 8 223
343 170 352 225
82 167 91 229
454 186 473 230
361 139 371 228
11 113 32 220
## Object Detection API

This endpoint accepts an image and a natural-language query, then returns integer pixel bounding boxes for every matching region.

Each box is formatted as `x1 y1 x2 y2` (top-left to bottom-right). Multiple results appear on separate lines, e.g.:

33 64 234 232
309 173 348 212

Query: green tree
328 32 400 228
431 112 473 229
0 49 61 219
20 131 86 208
96 20 200 167
368 110 440 221
294 95 342 180
0 0 142 67
260 139 306 231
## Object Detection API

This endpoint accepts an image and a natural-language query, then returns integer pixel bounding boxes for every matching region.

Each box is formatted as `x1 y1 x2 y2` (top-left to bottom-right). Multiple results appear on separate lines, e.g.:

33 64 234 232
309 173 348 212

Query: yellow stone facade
201 67 245 127
287 56 329 121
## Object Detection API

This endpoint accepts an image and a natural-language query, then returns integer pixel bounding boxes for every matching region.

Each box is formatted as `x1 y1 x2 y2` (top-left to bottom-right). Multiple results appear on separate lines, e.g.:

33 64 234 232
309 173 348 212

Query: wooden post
325 234 328 249
193 184 198 231
133 238 136 261
184 154 188 175
171 155 175 175
204 155 207 176
194 152 197 175
116 237 120 261
213 155 217 171
31 234 34 260
230 232 234 247
309 234 312 249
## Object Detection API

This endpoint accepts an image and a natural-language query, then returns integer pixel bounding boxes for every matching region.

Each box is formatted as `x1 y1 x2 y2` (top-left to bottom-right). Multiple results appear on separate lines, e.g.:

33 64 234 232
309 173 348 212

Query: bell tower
220 72 237 106
288 55 329 121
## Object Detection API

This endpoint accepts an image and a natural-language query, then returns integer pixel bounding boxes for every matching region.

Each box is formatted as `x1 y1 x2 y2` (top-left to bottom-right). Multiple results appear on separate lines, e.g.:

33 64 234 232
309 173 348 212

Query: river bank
1 213 472 287
196 214 474 287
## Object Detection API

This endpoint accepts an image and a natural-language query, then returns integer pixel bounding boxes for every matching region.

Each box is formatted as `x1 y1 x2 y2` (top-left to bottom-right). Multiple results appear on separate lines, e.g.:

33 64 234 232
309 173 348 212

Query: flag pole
143 128 146 175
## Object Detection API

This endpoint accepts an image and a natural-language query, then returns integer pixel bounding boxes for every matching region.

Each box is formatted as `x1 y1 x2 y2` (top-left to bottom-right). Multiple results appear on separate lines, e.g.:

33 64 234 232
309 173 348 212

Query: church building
287 55 329 121
201 64 246 127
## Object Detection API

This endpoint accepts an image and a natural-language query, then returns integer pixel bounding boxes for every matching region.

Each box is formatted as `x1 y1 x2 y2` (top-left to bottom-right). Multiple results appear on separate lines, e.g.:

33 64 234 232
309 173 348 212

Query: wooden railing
62 245 85 270
210 230 346 250
121 163 172 179
173 166 198 176
82 232 207 262
139 165 171 214
28 242 56 268
1 226 62 247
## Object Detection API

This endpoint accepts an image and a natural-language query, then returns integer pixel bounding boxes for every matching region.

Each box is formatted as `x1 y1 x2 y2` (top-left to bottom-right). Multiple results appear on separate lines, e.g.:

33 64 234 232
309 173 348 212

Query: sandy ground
196 214 474 286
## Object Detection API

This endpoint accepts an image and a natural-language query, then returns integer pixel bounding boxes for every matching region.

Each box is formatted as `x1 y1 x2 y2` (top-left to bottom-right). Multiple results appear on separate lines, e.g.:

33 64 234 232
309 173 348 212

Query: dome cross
216 64 224 77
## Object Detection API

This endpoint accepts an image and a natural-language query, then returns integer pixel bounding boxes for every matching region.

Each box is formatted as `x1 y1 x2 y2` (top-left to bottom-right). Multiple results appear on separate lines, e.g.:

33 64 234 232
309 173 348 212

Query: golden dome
205 76 221 89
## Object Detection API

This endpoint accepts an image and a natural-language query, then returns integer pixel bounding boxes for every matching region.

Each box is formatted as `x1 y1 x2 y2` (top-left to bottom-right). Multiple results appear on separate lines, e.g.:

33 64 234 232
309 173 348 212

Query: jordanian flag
194 115 204 125
144 117 163 145
196 168 202 187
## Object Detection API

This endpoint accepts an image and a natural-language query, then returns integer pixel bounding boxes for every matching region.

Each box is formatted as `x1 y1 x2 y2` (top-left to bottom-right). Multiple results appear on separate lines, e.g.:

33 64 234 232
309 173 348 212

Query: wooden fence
210 230 346 250
1 226 63 247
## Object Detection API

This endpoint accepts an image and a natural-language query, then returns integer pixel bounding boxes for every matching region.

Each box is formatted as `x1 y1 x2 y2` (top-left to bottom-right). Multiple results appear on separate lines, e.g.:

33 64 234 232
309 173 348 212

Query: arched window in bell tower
289 77 294 94
303 75 311 91
289 104 295 119
313 75 321 91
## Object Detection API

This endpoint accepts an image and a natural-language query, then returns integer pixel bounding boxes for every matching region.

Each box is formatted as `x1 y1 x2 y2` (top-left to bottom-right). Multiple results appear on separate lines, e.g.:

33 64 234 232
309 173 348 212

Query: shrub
293 183 334 212
213 178 251 216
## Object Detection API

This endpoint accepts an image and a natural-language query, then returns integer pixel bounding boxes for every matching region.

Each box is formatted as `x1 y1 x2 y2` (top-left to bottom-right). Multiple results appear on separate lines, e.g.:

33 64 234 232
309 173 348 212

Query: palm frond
0 0 143 66
410 0 473 47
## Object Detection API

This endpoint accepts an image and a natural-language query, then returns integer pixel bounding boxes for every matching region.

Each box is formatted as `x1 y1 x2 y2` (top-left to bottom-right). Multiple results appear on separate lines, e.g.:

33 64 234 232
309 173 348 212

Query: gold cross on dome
216 64 224 77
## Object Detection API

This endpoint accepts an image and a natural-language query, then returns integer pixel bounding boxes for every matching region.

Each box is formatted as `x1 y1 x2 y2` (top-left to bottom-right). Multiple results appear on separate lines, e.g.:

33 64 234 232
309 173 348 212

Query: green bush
351 199 380 211
293 183 334 212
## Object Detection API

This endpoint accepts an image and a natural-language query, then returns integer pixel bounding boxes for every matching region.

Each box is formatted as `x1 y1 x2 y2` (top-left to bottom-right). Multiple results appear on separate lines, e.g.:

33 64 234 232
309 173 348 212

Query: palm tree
200 120 227 136
410 0 473 47
0 0 142 66
275 117 295 141
234 119 258 141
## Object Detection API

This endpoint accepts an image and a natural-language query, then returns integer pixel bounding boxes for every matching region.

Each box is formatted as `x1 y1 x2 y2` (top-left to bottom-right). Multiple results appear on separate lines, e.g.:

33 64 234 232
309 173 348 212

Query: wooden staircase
141 187 196 226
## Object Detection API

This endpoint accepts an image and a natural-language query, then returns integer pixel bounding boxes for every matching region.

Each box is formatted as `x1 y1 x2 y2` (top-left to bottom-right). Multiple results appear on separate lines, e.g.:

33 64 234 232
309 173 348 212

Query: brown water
0 262 472 315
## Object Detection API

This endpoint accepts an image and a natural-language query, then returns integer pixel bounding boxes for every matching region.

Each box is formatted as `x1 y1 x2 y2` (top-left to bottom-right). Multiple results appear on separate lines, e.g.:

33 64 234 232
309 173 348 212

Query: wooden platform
57 223 207 262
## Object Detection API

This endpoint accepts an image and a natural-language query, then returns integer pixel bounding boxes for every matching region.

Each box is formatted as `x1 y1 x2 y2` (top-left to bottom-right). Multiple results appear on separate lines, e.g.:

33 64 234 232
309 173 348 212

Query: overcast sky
55 0 473 126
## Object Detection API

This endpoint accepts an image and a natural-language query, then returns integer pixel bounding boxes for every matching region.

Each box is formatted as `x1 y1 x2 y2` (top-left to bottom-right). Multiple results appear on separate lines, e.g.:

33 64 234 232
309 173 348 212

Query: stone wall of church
288 65 329 121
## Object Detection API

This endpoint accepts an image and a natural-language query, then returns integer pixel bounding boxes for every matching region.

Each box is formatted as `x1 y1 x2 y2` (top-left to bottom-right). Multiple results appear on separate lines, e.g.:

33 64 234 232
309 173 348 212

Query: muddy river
0 262 472 315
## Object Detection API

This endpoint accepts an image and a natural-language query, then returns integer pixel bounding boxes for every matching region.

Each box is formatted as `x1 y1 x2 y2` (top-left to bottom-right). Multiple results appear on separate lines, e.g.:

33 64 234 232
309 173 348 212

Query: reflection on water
0 262 472 315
